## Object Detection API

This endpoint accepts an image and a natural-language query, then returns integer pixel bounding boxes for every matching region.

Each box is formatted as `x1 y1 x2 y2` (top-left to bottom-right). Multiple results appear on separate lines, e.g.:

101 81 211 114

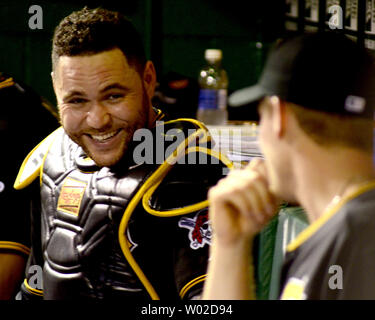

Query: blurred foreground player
203 32 375 299
13 8 229 300
0 74 58 299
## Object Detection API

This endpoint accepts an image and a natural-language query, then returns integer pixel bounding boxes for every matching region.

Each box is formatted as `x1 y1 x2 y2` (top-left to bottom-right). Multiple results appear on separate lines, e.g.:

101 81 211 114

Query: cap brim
229 84 266 107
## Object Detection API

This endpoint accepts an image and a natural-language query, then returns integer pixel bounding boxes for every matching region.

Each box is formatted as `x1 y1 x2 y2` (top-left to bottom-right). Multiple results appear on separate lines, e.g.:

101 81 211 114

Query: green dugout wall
255 205 309 300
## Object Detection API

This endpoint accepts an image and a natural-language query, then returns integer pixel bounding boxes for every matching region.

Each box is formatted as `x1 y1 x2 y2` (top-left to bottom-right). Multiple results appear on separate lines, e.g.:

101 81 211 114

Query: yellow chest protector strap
14 127 63 190
118 124 233 300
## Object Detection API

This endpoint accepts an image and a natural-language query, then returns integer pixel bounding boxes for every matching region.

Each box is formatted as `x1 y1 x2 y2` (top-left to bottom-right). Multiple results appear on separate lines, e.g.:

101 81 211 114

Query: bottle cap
205 49 222 62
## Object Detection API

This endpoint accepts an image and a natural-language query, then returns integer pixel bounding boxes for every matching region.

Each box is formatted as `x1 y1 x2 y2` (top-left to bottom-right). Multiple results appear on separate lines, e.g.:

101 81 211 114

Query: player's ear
269 96 286 138
142 61 157 100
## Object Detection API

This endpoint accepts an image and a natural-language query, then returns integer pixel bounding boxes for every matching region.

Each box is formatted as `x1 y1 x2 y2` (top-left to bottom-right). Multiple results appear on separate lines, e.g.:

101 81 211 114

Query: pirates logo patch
178 209 211 249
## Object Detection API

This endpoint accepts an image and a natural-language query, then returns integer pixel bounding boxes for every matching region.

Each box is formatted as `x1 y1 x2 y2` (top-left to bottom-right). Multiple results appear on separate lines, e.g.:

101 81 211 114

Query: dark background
0 0 286 121
1 1 372 122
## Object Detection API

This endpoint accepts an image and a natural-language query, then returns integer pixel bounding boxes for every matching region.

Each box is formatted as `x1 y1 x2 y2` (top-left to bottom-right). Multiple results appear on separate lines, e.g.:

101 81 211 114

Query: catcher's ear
142 61 156 100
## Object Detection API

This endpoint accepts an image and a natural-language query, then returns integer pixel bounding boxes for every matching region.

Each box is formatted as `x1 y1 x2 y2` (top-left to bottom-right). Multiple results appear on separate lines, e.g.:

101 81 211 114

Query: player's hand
208 158 278 246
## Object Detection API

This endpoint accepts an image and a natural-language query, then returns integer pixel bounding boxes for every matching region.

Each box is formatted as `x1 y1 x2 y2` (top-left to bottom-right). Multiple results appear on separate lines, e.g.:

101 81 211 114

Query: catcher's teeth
91 131 117 141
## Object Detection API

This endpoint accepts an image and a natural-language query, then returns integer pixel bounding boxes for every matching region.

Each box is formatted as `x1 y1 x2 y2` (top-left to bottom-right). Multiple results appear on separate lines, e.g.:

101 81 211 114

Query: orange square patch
57 177 87 216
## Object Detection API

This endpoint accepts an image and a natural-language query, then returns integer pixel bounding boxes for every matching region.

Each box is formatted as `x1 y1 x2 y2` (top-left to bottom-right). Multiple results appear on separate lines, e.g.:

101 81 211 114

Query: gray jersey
279 183 375 299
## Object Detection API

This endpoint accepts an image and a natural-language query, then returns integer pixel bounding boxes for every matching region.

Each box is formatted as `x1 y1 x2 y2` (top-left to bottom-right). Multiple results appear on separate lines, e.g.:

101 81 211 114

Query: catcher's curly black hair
52 7 146 74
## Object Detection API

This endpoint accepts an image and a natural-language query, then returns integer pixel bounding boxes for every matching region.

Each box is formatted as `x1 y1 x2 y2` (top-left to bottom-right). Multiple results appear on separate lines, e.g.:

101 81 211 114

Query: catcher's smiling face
52 48 156 167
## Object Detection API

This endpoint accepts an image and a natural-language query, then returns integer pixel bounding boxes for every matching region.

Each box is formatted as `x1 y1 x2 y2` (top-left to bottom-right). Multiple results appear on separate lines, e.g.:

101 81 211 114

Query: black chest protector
15 119 231 300
40 129 154 299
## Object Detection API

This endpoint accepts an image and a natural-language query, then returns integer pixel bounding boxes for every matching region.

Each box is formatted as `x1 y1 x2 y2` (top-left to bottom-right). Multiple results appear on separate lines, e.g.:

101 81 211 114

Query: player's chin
267 180 281 200
92 153 123 167
85 140 130 167
270 182 293 204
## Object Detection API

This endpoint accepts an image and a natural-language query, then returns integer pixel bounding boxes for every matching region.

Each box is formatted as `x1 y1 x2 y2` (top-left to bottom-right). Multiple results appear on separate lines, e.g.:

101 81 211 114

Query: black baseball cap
229 32 375 118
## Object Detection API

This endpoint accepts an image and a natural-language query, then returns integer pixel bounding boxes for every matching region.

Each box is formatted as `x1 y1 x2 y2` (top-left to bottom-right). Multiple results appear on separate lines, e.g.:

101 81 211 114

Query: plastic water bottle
196 49 228 125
